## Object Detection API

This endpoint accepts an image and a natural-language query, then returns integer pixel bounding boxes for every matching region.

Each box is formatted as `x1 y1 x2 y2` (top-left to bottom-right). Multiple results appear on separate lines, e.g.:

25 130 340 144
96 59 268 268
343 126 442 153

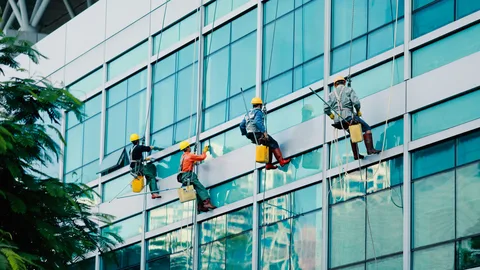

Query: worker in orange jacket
177 141 217 212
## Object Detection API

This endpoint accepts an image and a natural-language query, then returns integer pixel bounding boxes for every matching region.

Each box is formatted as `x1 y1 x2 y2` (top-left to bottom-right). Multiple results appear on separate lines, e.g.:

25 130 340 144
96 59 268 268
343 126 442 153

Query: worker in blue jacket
240 97 291 170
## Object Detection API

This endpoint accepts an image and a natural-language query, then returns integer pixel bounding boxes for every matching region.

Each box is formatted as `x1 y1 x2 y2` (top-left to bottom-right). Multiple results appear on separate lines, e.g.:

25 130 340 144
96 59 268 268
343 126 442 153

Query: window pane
368 0 404 30
457 130 480 166
264 0 295 24
329 169 366 204
230 33 256 93
200 215 227 244
204 102 226 130
259 219 291 269
413 243 455 270
65 124 83 173
412 140 455 179
228 88 255 120
154 151 182 179
456 0 480 19
412 90 480 140
413 22 480 76
205 0 232 25
290 211 322 269
202 128 249 161
105 101 127 154
178 43 198 70
103 243 141 270
227 206 253 235
366 255 403 270
82 115 101 165
413 171 455 248
330 199 366 268
176 65 198 121
350 57 404 99
175 115 197 144
102 214 143 240
210 173 254 208
204 23 231 54
107 80 127 107
153 54 176 82
151 127 174 149
260 194 292 225
127 70 147 97
367 157 404 193
152 76 175 132
84 94 102 118
68 68 103 99
125 91 146 146
413 0 436 10
457 235 480 269
332 0 368 47
108 41 148 80
263 14 294 79
367 20 404 58
366 187 403 259
226 232 253 269
69 257 96 270
263 71 293 103
204 48 229 108
82 160 100 184
103 174 133 202
456 162 480 238
301 56 324 88
301 0 325 61
199 240 226 269
331 36 367 74
293 183 322 214
260 147 323 192
231 9 256 42
412 0 454 39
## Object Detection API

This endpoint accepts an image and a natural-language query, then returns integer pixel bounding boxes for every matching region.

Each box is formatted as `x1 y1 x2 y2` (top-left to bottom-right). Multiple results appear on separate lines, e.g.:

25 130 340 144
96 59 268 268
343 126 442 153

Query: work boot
265 148 278 170
198 202 208 213
151 193 161 199
350 142 364 160
272 148 291 167
203 198 217 210
364 133 381 155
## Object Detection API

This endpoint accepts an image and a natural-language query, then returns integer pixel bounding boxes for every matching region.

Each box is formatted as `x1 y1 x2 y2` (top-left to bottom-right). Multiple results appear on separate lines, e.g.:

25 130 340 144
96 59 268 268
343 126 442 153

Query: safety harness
331 86 358 130
129 144 144 177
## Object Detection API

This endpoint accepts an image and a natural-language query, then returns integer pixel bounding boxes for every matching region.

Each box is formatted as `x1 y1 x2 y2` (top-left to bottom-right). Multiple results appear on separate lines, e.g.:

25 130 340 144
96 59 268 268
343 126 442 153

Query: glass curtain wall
203 9 257 131
151 43 199 148
262 0 325 103
147 226 193 269
102 243 142 270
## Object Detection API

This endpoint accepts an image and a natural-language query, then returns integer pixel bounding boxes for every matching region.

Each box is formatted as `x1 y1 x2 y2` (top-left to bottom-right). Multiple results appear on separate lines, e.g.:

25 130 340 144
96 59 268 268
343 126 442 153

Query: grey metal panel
105 16 150 62
30 25 67 78
64 0 106 63
105 0 150 38
255 172 323 203
325 83 406 142
64 44 104 87
197 143 257 187
48 67 65 87
145 174 182 210
150 0 198 35
402 113 411 270
407 51 480 112
98 195 144 222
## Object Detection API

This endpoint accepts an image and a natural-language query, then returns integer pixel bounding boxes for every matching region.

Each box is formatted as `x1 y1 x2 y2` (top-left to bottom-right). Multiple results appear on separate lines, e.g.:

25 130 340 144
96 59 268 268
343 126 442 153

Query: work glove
152 146 163 151
329 114 335 120
203 145 209 153
357 111 362 117
145 157 151 161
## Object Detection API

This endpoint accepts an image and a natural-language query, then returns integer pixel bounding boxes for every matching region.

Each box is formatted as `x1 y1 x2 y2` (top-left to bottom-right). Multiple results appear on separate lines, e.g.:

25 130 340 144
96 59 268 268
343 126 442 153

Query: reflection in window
152 12 199 55
102 214 143 241
209 173 254 208
412 0 480 39
412 23 480 77
260 146 323 192
411 89 480 140
151 43 198 148
331 0 404 74
153 151 183 179
259 184 322 269
107 41 148 81
329 157 403 268
64 95 102 184
263 0 325 102
201 127 249 161
148 200 194 232
330 118 404 168
105 70 147 155
102 173 133 202
68 67 103 99
102 243 141 270
411 140 455 180
147 226 193 270
267 92 324 135
68 257 95 270
199 206 253 269
204 0 250 25
203 9 257 130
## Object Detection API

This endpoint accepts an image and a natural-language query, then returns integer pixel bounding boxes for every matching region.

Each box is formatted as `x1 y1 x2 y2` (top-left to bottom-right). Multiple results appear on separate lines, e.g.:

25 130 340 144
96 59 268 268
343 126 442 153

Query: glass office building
12 0 480 269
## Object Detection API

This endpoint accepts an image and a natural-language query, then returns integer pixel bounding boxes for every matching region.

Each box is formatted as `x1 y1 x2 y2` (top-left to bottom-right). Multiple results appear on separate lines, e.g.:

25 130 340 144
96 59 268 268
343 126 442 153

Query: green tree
0 31 122 269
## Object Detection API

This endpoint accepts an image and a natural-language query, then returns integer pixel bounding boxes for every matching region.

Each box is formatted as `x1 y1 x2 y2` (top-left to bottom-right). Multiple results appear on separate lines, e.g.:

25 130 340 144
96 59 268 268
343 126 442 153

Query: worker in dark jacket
324 76 381 160
239 97 291 170
129 133 163 199
178 141 216 212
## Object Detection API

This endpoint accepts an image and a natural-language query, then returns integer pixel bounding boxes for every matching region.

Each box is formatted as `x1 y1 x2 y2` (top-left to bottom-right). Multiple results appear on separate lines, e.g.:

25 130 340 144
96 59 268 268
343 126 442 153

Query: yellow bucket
178 185 197 203
349 124 363 143
255 145 269 163
131 176 144 193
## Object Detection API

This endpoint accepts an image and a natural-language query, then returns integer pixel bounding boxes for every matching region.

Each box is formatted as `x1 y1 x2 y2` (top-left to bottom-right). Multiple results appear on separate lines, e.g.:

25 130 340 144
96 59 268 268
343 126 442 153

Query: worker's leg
265 134 291 167
352 116 380 155
143 164 161 199
343 116 365 160
182 172 216 210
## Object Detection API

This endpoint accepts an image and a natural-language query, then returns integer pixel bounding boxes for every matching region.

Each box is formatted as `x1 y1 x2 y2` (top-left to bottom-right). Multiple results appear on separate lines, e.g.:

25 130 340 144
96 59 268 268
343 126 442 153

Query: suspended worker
129 133 163 199
324 76 381 160
239 97 291 170
178 141 217 212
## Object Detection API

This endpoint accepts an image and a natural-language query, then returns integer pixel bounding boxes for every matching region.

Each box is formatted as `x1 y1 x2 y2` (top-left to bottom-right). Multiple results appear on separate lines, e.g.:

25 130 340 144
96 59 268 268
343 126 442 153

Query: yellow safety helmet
179 141 190 151
130 133 140 142
251 97 263 105
333 76 346 86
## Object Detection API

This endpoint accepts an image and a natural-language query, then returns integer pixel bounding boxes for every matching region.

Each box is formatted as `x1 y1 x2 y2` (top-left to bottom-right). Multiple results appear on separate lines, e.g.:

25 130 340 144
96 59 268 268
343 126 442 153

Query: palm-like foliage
0 31 122 269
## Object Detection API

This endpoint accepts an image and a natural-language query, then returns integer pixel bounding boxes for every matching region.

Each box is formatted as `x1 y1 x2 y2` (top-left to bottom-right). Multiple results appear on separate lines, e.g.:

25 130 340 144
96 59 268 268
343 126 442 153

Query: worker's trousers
179 171 210 202
141 164 159 193
246 132 279 149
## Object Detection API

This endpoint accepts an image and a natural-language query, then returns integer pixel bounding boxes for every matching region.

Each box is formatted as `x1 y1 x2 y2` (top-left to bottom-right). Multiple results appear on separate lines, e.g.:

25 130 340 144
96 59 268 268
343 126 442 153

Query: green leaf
0 248 26 270
4 192 26 214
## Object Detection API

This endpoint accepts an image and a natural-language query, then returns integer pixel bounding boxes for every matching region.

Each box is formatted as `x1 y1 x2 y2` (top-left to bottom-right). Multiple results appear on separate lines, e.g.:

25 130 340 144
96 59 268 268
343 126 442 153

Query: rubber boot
198 202 208 212
265 148 278 170
203 198 217 210
350 141 364 160
272 148 291 167
364 133 381 155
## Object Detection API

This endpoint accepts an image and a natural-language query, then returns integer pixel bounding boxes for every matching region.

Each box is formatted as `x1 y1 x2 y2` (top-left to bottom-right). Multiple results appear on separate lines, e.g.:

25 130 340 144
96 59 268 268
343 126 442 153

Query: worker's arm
188 152 207 162
349 88 361 114
254 111 266 133
239 116 247 135
324 95 334 119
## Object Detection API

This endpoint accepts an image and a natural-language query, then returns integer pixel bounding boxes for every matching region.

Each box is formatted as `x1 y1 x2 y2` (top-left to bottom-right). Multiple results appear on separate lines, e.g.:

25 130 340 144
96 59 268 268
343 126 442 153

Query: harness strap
178 154 191 186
